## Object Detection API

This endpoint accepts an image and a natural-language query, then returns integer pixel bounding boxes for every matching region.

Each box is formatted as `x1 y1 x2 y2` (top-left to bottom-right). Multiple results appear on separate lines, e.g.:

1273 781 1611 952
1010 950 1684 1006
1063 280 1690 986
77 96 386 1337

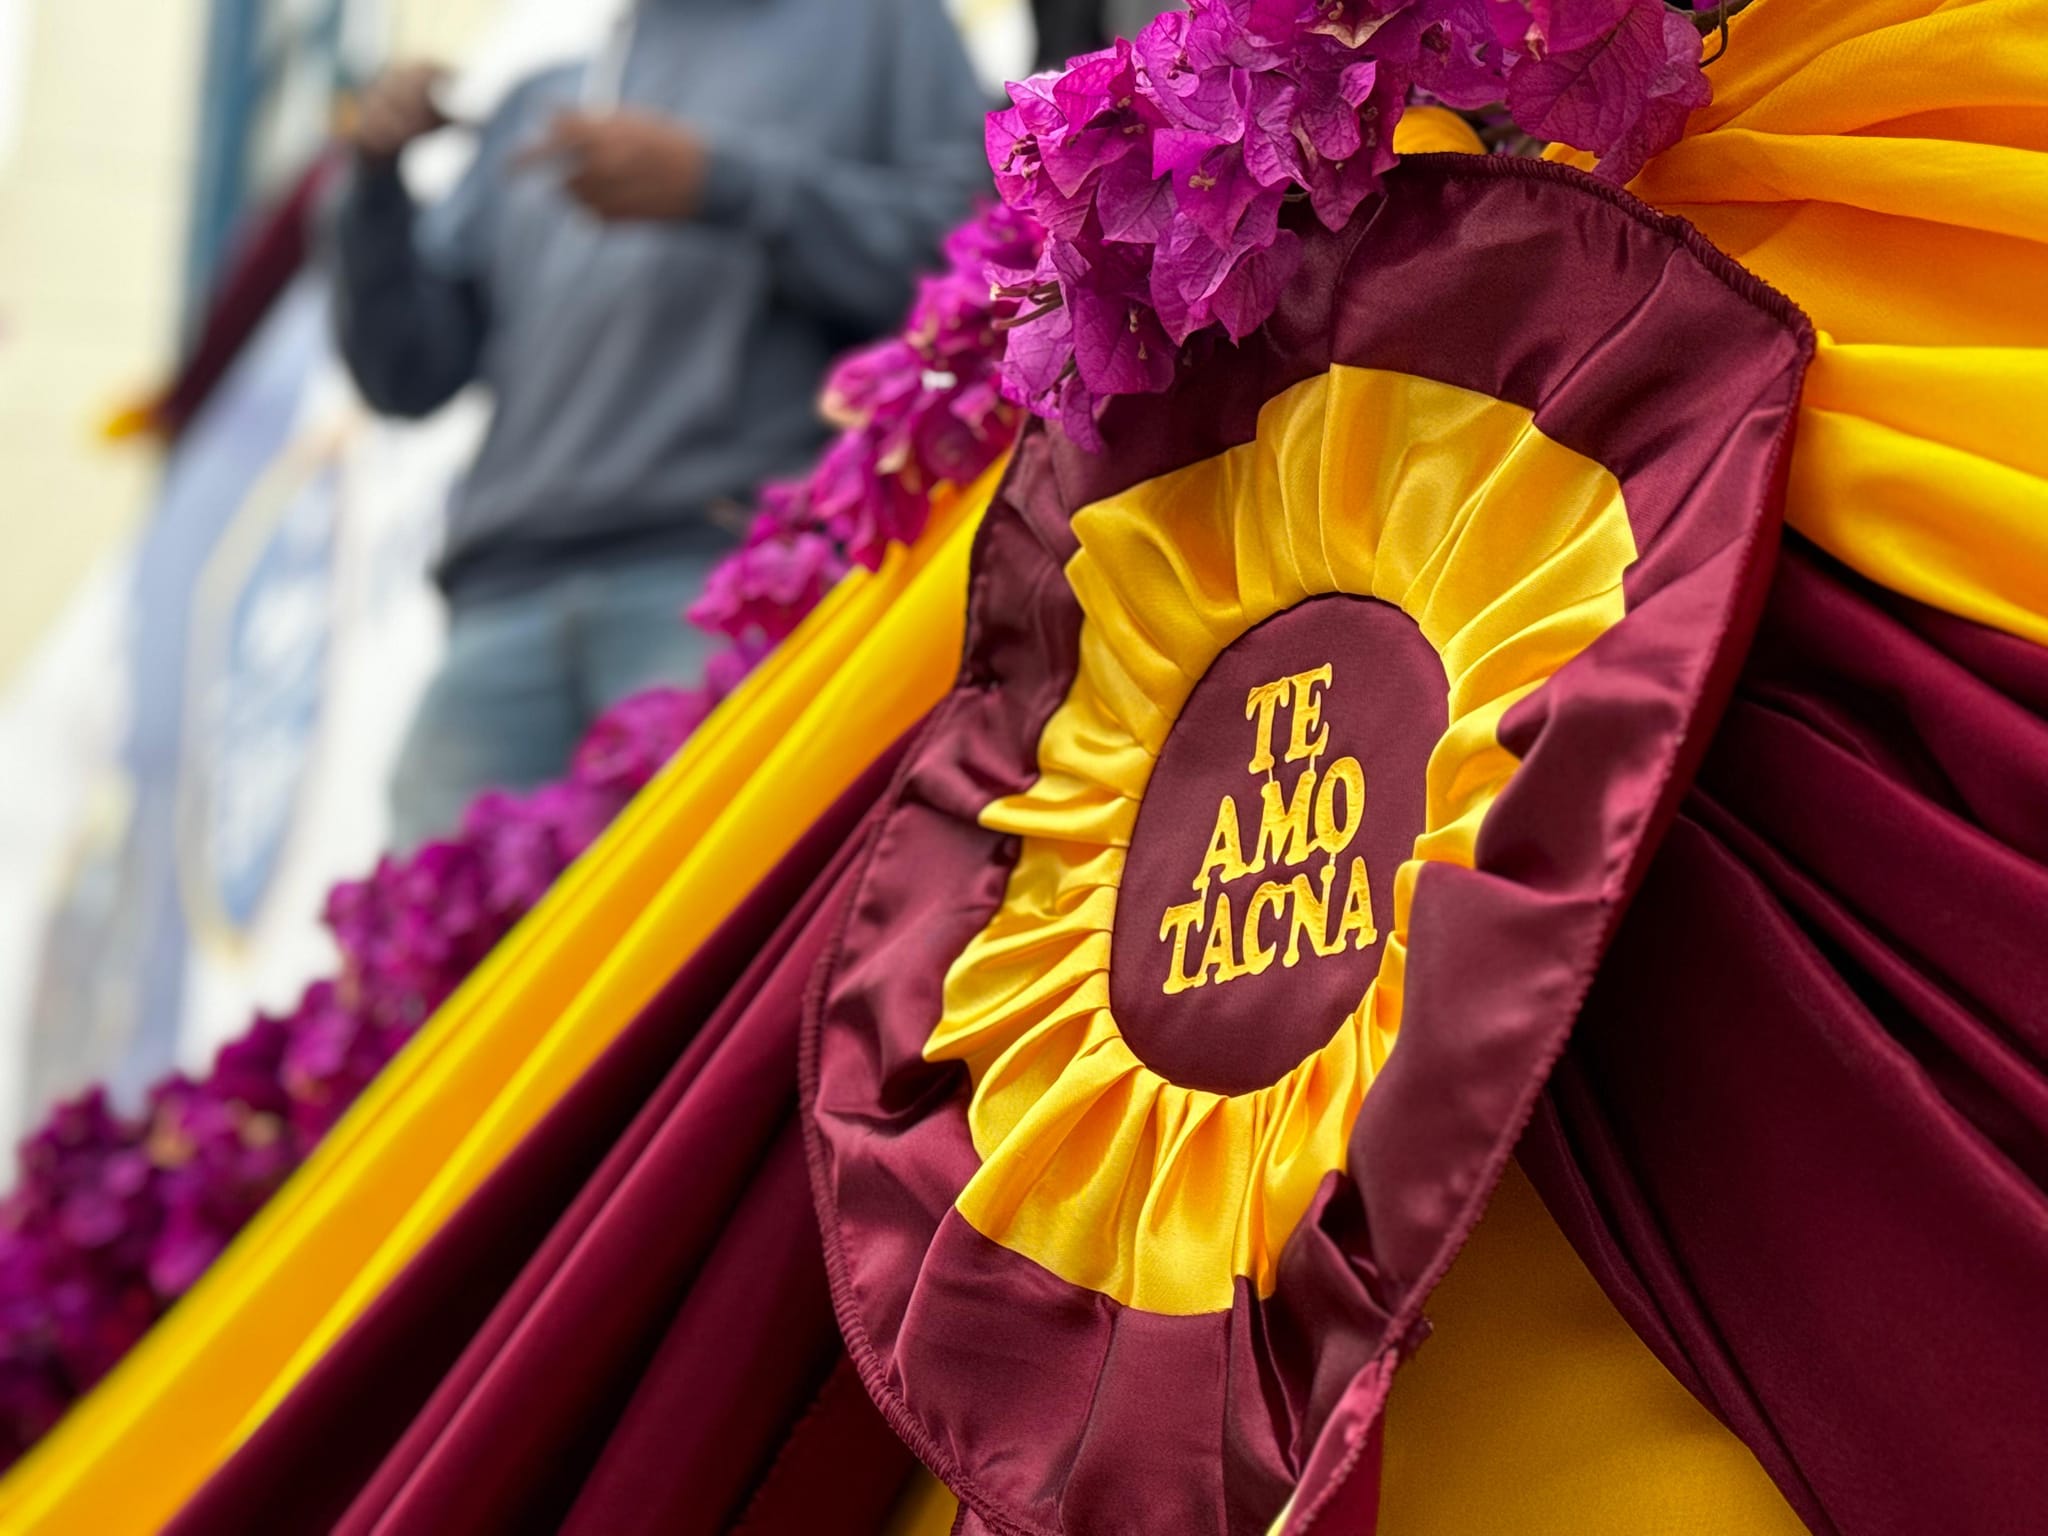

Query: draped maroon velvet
1524 539 2048 1536
163 160 2047 1536
165 741 918 1536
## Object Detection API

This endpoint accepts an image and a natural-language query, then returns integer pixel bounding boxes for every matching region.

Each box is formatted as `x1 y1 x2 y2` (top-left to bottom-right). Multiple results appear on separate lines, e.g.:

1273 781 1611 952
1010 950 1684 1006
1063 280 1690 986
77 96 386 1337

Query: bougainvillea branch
984 0 1711 444
684 202 1042 666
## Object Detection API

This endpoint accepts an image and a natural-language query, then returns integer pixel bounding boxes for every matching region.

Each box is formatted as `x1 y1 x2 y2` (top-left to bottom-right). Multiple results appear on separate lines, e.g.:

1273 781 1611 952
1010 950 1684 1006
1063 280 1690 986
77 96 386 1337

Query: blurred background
0 0 1076 1151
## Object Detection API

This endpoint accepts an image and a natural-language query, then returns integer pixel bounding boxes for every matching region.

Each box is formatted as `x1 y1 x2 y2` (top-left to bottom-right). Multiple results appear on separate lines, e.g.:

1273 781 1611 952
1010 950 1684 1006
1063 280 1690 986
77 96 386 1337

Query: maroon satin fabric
1523 539 2048 1536
166 557 2048 1536
166 741 917 1536
805 154 1812 1536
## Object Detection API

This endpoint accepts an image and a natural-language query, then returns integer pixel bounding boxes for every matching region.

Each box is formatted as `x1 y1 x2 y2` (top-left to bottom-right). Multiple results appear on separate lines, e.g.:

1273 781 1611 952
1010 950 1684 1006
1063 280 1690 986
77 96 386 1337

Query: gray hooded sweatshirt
331 0 991 599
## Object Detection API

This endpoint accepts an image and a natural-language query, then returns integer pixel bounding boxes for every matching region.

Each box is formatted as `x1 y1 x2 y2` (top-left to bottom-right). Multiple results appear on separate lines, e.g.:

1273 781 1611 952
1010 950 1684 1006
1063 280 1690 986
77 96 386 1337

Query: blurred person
332 0 990 849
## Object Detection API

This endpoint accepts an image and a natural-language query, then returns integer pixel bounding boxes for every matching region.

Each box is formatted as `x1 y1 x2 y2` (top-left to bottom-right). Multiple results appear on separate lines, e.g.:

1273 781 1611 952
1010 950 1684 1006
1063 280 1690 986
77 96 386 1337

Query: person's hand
520 110 712 222
347 64 449 164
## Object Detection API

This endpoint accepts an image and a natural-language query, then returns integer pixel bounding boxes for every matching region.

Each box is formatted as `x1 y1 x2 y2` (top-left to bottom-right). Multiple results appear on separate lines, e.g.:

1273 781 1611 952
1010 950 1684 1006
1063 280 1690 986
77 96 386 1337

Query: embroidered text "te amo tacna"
1157 664 1377 996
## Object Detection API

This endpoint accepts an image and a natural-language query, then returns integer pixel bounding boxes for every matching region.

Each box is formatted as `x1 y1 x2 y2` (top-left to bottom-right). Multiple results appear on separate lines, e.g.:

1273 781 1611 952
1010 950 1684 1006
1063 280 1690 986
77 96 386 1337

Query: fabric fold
168 744 915 1536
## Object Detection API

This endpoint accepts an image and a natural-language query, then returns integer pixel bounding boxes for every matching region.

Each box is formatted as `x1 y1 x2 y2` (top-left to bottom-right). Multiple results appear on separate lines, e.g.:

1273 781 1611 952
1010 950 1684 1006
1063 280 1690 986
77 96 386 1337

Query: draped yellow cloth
1549 0 2048 648
1377 1166 1807 1534
0 468 996 1536
1380 3 2048 1529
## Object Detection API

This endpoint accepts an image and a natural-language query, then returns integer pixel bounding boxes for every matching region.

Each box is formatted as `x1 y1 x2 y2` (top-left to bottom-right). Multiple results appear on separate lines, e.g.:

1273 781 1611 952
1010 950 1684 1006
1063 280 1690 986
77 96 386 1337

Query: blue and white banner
1 282 479 1134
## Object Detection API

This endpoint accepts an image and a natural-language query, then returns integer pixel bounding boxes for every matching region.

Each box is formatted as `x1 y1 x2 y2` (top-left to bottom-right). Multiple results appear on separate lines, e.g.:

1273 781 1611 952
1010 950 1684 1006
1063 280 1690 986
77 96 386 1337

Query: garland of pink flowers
0 201 1040 1466
0 0 1716 1468
986 0 1711 442
0 690 709 1460
683 202 1041 656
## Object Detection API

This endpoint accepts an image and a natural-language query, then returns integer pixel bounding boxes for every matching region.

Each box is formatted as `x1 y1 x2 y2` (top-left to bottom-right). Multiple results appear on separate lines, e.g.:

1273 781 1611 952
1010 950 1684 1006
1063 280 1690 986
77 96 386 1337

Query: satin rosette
805 158 1813 1536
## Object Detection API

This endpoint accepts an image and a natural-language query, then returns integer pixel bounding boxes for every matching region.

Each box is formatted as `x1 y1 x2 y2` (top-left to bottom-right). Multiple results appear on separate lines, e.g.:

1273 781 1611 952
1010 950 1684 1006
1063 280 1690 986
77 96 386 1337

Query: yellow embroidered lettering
1283 863 1342 966
1244 679 1291 774
1285 664 1333 763
1313 755 1365 855
1334 856 1378 950
1198 891 1245 984
1159 898 1207 995
1193 794 1249 892
1242 883 1284 976
1158 661 1382 994
1251 769 1317 873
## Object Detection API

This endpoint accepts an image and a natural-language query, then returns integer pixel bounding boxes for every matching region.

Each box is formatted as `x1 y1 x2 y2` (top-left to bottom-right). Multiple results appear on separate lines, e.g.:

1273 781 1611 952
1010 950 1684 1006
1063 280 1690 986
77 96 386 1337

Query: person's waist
436 509 740 606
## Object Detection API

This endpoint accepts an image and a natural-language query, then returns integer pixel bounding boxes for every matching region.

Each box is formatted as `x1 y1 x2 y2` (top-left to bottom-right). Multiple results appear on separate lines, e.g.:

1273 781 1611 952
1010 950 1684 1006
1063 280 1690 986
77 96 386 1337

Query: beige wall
0 0 206 685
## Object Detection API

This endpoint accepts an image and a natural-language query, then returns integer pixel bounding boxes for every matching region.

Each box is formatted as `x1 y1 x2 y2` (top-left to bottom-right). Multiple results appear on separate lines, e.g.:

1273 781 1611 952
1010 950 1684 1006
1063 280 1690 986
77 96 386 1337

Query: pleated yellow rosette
888 9 2046 1532
0 464 1004 1536
926 365 1636 1316
885 100 1800 1536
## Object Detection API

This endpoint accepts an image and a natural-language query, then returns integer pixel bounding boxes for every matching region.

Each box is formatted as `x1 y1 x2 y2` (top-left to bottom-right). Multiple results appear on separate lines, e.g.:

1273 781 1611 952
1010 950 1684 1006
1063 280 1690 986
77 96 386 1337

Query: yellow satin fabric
1378 1161 1808 1536
0 466 999 1536
932 367 1633 1314
1391 105 1485 157
883 1466 966 1536
24 25 2037 1524
1376 7 2045 1528
1549 0 2048 647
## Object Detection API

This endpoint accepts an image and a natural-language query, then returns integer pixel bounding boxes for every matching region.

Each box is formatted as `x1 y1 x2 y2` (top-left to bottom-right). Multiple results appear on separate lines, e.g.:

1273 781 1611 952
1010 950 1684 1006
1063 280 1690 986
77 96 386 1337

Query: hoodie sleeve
326 87 517 418
693 0 992 333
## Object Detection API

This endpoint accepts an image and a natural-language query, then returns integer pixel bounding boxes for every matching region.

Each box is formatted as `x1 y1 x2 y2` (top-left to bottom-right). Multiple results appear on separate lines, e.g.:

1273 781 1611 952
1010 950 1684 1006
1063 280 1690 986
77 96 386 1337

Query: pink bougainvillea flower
820 337 924 430
988 0 1710 442
1523 0 1633 54
688 525 847 642
1050 235 1174 396
704 636 772 699
570 687 711 798
1508 0 1708 182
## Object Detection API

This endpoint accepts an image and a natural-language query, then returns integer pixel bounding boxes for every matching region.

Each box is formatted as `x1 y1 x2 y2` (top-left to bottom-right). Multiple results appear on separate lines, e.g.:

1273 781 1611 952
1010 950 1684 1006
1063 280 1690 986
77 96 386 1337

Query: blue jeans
388 554 720 850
